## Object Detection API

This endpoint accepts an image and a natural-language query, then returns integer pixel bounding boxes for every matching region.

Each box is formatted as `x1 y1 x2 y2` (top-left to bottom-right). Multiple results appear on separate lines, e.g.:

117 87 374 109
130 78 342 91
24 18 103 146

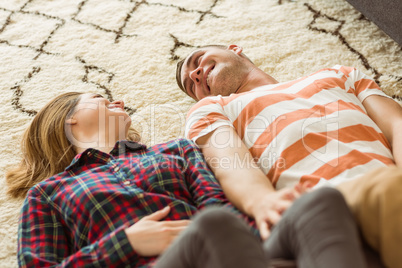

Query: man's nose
190 67 203 85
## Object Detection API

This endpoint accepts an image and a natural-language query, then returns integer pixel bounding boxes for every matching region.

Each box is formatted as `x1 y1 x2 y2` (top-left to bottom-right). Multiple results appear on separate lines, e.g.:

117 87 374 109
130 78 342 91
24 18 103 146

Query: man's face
179 45 250 101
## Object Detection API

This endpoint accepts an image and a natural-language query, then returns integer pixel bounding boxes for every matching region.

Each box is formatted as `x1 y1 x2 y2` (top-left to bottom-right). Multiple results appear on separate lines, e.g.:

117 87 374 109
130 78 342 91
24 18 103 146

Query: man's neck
236 67 279 94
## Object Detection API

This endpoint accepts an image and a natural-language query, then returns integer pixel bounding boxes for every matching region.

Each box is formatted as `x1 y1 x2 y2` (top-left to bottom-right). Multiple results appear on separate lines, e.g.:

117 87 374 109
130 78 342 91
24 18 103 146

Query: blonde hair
6 92 141 198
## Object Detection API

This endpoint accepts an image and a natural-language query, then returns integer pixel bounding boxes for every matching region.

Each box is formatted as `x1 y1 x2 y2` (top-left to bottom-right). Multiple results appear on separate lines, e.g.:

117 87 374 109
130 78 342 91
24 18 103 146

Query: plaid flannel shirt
18 138 256 267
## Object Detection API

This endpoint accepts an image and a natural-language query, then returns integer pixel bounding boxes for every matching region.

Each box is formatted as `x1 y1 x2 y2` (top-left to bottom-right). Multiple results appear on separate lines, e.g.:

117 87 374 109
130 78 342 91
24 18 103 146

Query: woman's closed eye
93 94 105 99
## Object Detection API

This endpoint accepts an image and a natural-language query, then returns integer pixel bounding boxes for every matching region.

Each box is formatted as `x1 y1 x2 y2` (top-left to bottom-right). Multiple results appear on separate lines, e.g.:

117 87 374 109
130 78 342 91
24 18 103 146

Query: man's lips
203 65 215 93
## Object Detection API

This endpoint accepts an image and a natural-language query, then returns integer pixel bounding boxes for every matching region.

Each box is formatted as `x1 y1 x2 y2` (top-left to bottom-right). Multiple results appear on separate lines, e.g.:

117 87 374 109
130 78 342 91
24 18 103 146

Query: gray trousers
155 187 366 268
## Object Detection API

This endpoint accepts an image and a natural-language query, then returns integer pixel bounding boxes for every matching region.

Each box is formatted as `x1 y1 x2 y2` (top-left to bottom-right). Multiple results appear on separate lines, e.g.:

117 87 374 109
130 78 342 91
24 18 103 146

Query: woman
7 92 366 267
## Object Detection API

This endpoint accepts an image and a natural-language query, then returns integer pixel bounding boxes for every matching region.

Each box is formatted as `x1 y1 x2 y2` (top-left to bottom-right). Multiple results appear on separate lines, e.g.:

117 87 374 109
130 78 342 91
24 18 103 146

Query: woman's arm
180 139 229 209
19 190 189 267
18 193 140 267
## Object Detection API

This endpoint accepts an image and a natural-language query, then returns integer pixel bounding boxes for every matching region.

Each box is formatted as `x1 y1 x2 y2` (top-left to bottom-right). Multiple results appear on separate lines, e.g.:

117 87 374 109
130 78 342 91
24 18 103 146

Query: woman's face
67 93 131 146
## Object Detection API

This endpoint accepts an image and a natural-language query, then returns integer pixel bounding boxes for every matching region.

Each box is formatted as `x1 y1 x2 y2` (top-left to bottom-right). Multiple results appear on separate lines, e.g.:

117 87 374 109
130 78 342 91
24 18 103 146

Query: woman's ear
227 44 243 55
65 118 77 125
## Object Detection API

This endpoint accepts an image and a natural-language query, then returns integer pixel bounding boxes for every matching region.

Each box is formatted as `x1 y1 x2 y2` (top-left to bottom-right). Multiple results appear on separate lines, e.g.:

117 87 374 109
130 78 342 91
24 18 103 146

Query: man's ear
227 44 243 55
65 118 77 125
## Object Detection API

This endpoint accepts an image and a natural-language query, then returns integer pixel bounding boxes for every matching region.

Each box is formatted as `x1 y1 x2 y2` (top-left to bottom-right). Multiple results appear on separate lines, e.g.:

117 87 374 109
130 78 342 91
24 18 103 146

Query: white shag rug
0 0 401 266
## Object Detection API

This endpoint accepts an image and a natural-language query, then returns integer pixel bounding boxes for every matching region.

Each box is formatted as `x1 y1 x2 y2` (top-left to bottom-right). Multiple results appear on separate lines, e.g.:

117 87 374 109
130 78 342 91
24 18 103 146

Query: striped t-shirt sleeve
185 97 233 142
334 65 392 102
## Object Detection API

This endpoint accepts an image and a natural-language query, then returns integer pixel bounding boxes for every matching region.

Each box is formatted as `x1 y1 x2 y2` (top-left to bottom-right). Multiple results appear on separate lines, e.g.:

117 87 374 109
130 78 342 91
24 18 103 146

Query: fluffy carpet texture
0 0 401 266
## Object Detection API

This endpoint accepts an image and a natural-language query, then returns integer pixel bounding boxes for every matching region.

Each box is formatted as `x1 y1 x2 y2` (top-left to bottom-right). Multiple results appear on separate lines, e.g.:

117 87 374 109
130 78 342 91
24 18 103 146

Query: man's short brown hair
175 45 226 97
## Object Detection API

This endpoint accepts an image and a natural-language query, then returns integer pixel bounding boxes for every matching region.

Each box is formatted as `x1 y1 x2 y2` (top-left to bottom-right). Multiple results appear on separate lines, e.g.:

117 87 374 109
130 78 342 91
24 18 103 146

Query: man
176 44 402 268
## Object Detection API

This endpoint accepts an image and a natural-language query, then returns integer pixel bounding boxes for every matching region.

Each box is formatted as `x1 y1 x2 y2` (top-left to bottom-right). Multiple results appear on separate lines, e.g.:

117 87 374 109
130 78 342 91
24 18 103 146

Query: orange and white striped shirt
185 65 395 189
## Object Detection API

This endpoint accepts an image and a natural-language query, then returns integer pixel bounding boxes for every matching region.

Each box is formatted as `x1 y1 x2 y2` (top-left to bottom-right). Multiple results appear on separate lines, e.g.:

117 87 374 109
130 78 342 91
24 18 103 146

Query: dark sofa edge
344 0 402 47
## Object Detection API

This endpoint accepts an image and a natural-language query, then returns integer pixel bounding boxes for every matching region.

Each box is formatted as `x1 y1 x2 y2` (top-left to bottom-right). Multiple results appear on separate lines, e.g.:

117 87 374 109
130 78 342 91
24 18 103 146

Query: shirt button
123 181 130 185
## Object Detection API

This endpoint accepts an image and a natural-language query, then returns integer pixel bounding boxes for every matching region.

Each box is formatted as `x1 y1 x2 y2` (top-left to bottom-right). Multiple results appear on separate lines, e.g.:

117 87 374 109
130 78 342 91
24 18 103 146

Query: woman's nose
112 100 125 109
190 67 203 85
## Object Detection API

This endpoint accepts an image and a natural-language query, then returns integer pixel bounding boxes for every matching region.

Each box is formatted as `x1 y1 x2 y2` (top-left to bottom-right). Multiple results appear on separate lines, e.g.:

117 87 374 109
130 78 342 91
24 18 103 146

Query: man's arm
196 125 302 239
363 95 402 167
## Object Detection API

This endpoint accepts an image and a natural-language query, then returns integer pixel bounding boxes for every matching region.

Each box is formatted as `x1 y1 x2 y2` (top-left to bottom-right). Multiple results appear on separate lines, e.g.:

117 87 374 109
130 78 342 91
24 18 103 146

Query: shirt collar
65 140 147 171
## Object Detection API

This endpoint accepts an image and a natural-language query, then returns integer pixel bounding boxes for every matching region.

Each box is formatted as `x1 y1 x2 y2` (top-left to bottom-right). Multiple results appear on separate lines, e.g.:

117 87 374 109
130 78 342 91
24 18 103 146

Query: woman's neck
74 130 123 155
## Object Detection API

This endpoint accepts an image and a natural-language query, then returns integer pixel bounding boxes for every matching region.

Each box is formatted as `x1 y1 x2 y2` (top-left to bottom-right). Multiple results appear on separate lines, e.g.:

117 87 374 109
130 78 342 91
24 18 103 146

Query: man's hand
197 126 312 240
124 206 190 256
255 182 311 240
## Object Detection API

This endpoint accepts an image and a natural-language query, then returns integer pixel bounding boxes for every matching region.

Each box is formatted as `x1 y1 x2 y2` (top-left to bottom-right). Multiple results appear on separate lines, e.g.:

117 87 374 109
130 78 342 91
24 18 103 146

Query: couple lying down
7 44 402 268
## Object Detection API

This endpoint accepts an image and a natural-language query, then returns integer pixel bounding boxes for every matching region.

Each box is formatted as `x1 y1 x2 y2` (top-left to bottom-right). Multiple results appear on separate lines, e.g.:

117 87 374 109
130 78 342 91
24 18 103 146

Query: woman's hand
124 206 190 256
